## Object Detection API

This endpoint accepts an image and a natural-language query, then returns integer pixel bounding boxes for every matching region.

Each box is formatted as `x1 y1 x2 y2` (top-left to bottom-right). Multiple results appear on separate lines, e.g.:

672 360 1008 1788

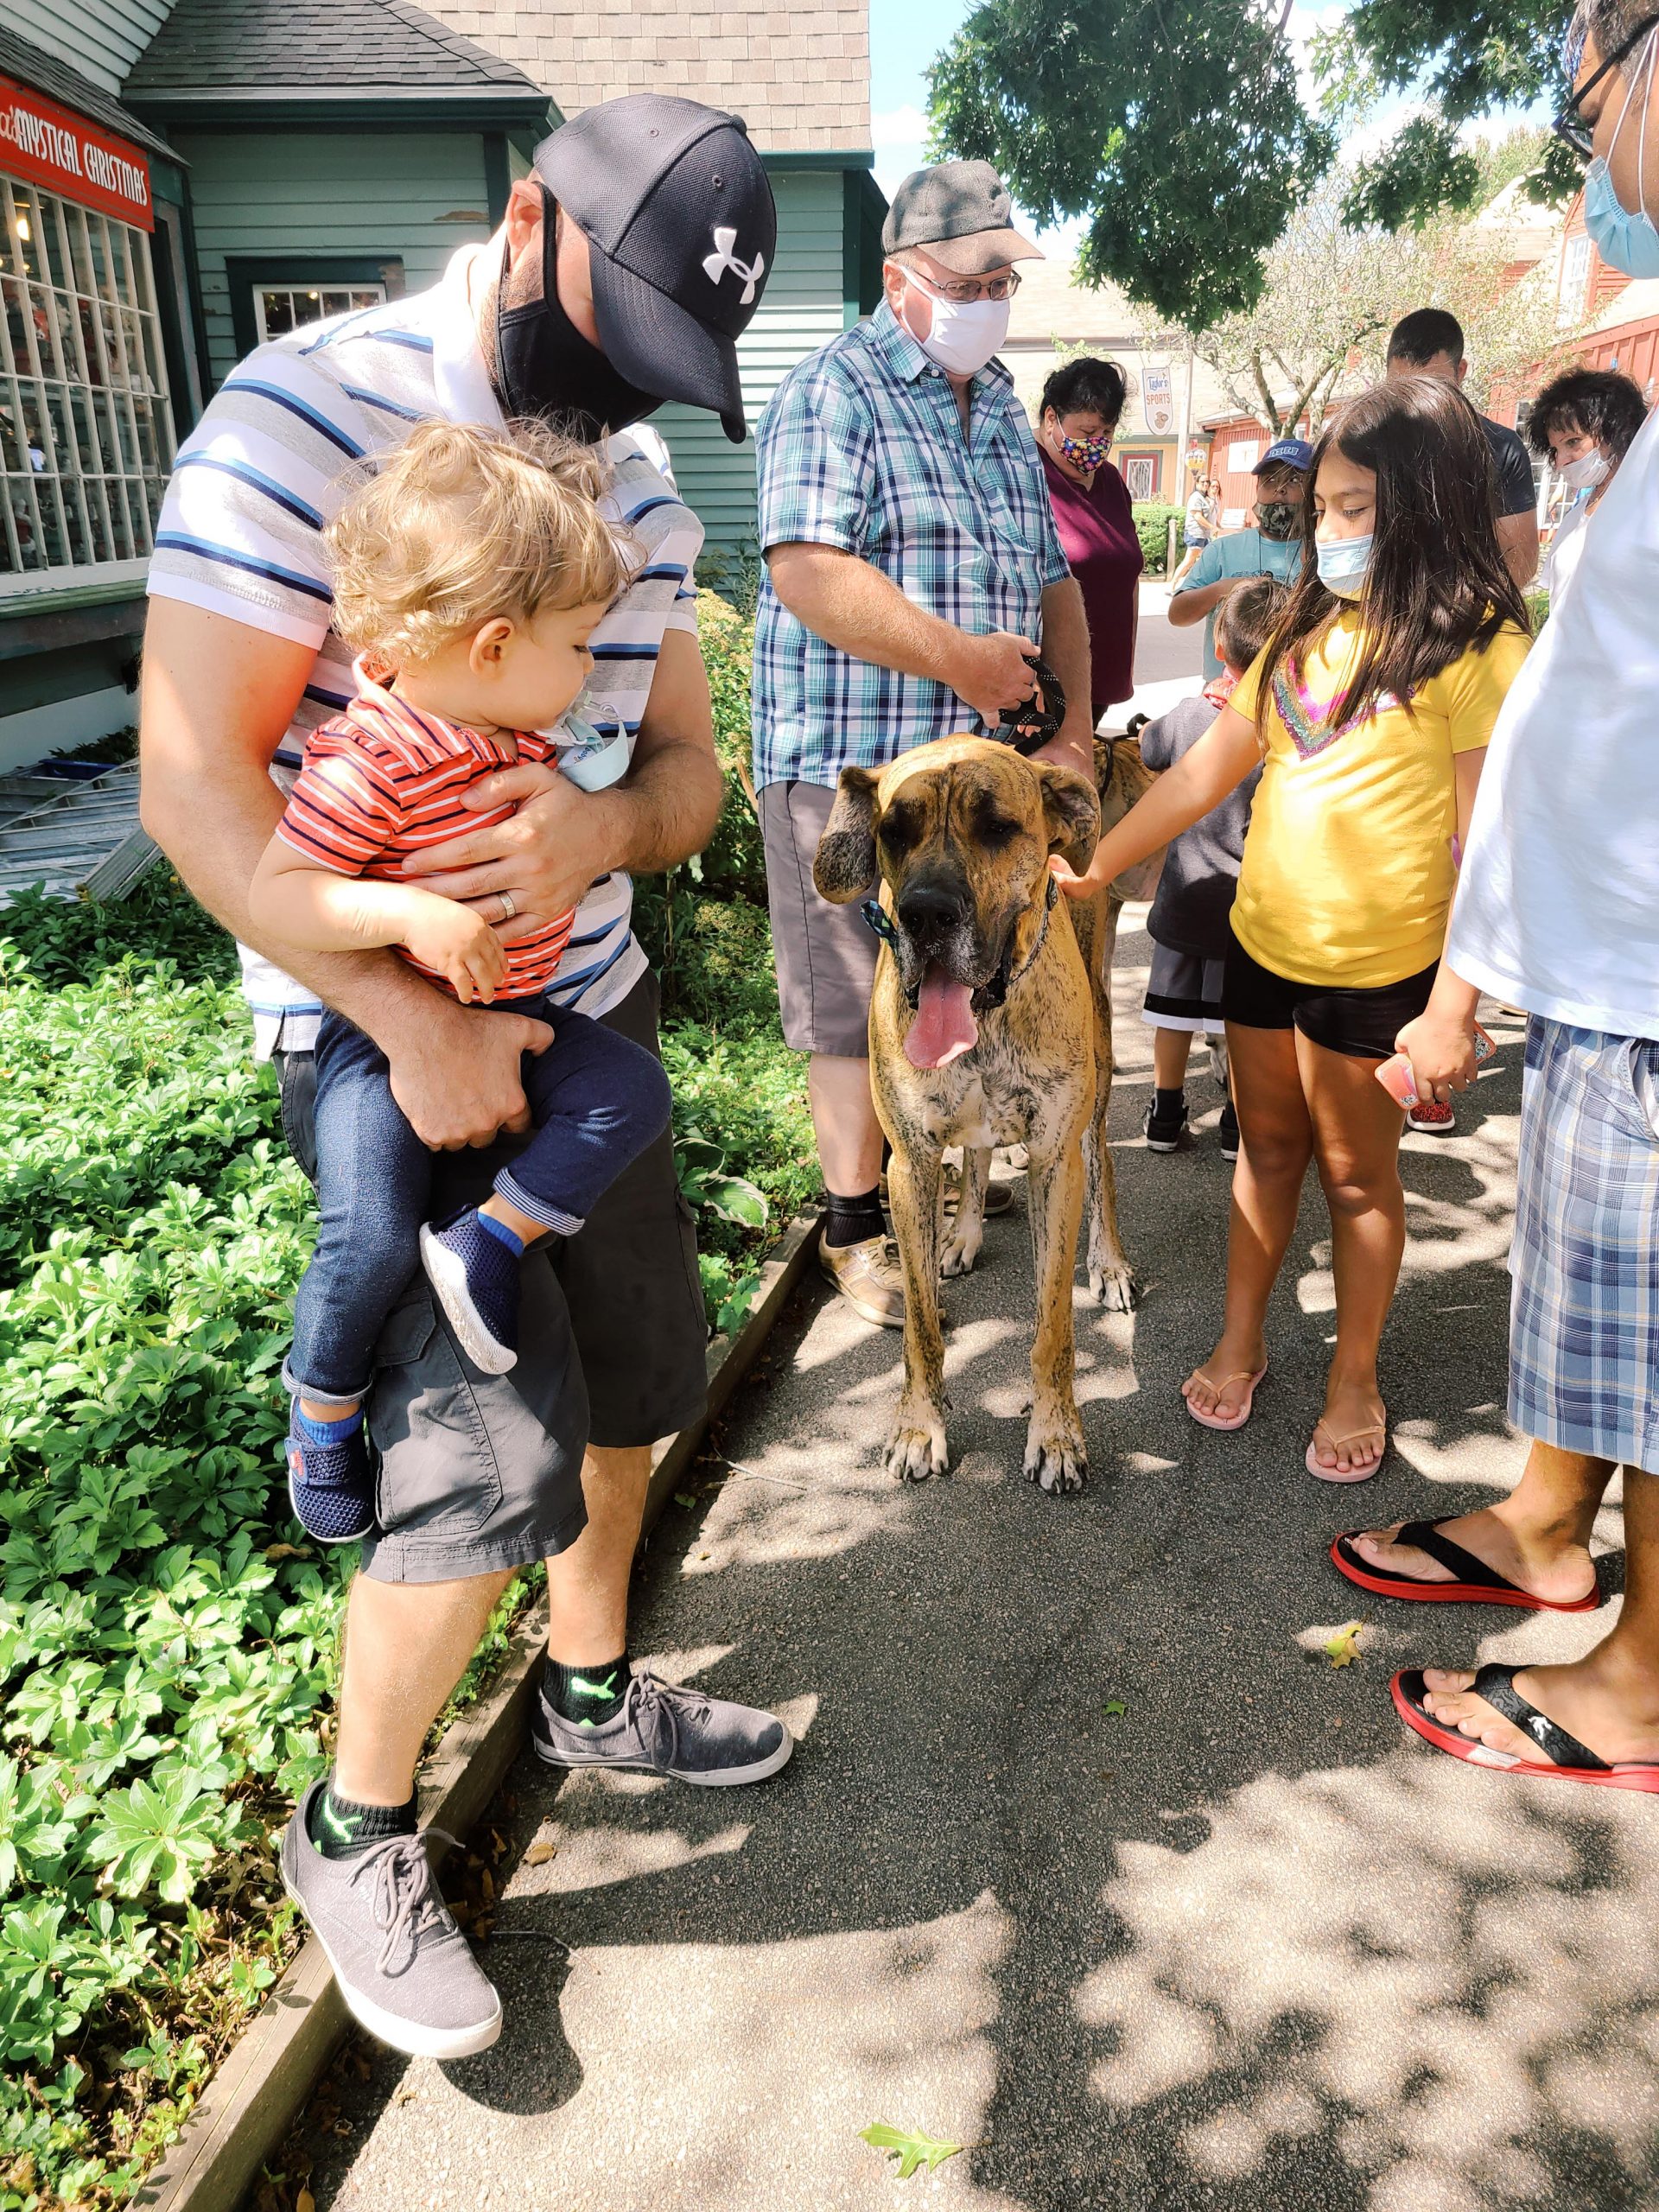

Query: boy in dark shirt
1139 576 1289 1157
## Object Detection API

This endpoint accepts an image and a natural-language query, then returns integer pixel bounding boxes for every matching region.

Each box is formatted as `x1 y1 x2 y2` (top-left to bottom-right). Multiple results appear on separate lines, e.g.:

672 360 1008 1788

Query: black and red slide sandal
1332 1519 1599 1611
1393 1665 1659 1794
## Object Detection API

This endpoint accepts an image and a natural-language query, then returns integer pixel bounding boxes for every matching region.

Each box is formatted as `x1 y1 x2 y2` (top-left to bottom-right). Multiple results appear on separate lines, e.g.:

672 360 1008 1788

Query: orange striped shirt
275 665 575 1000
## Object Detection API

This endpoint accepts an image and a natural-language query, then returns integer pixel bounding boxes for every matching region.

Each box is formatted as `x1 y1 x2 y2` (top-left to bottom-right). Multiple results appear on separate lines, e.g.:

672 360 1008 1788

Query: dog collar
861 876 1058 1013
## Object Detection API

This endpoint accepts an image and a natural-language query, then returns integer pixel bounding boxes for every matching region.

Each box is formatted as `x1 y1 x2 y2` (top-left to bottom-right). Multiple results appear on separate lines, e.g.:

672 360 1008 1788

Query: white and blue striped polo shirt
148 244 702 1056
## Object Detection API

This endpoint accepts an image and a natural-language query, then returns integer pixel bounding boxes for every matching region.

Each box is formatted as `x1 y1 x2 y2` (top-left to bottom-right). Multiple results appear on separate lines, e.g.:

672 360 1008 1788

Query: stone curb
132 1211 823 2212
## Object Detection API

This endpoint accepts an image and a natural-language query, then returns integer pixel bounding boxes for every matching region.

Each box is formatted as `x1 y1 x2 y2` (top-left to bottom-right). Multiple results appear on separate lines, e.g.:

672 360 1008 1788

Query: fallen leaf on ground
296 2190 316 2212
264 1542 313 1562
674 1492 696 1508
859 2123 964 2179
391 2084 418 2105
1325 1620 1364 1668
524 1840 556 1866
1103 1699 1127 1718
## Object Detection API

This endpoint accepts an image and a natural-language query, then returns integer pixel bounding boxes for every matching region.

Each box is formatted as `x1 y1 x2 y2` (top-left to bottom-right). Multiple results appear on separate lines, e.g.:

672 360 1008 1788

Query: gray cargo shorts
760 779 878 1058
274 971 708 1586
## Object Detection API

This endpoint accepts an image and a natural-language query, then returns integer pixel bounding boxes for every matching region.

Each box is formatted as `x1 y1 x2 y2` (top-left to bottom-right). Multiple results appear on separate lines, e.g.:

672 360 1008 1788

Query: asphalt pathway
290 910 1657 2212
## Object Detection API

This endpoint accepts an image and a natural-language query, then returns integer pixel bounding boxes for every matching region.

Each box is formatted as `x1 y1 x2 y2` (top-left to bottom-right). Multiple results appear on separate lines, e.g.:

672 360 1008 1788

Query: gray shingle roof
0 24 175 163
124 0 544 99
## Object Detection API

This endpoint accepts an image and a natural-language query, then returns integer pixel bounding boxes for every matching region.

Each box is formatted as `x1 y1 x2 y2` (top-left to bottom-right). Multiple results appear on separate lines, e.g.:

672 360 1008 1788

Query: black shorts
1220 929 1437 1062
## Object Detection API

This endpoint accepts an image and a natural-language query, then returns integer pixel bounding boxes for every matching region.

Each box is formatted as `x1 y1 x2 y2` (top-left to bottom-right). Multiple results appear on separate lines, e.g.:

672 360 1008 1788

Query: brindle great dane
813 728 1159 1494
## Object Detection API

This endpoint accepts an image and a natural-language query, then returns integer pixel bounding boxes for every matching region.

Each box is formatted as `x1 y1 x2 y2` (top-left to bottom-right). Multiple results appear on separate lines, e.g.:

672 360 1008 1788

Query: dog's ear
813 765 881 902
1035 763 1101 876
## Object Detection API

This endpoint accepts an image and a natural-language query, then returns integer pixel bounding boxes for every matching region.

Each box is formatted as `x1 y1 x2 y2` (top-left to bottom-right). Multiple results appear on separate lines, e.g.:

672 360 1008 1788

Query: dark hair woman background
1526 366 1647 607
1035 357 1143 722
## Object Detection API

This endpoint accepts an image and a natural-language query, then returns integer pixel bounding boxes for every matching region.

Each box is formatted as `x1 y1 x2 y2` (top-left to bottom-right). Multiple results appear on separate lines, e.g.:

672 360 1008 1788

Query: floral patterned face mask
1052 422 1112 472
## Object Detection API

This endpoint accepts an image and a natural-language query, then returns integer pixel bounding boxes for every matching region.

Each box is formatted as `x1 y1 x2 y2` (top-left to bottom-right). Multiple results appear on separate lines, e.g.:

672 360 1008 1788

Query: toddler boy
249 420 671 1544
1139 575 1288 1157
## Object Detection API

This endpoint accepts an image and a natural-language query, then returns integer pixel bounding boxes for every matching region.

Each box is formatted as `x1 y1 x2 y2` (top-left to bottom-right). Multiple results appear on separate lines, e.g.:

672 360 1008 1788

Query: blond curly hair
327 418 634 666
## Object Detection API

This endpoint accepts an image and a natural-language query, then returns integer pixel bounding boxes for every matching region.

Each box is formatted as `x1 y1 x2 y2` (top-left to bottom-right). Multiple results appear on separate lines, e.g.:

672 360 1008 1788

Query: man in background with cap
1168 439 1312 681
753 159 1096 1328
139 96 791 2058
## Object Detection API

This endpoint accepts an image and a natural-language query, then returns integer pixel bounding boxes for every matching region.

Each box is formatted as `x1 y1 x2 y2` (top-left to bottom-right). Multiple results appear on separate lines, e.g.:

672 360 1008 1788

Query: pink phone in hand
1376 1025 1495 1109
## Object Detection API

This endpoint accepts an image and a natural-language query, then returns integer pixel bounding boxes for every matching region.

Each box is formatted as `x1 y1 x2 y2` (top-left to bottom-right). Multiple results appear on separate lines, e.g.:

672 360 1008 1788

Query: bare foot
1308 1374 1387 1478
1181 1330 1267 1425
1421 1653 1659 1769
1350 1504 1596 1605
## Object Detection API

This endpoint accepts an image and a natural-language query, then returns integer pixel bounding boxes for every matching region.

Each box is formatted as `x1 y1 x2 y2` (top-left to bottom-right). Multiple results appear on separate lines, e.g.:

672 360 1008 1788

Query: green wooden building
0 0 879 770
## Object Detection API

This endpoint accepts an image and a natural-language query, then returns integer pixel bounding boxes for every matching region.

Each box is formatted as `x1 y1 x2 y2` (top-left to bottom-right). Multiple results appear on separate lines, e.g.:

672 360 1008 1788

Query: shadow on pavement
289 931 1658 2212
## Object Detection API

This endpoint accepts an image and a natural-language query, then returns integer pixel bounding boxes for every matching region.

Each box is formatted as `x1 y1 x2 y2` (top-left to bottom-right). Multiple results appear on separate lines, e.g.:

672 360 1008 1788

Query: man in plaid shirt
753 160 1096 1326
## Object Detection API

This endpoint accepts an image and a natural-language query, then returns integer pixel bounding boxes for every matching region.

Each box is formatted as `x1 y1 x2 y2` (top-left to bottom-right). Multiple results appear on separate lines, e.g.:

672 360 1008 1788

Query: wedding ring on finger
498 890 516 922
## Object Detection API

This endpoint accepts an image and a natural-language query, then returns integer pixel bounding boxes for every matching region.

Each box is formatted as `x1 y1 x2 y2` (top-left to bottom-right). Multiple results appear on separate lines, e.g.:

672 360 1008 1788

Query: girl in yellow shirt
1057 378 1532 1480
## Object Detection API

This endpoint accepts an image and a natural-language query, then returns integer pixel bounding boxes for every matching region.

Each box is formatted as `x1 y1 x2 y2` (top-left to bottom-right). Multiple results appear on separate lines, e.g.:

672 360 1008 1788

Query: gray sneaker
531 1668 793 1787
280 1782 503 2059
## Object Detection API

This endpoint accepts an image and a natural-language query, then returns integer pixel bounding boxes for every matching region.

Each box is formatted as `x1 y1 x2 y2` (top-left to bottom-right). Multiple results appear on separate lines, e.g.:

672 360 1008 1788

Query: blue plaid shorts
1510 1019 1659 1471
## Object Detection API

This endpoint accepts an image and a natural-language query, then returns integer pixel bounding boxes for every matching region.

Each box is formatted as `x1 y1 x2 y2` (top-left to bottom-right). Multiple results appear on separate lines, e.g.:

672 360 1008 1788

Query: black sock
823 1185 884 1249
544 1651 631 1727
1154 1087 1186 1115
308 1778 417 1860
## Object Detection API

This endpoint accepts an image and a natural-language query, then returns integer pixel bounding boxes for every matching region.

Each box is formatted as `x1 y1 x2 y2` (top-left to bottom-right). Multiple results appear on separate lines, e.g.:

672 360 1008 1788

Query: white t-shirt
1447 404 1659 1039
1541 493 1593 608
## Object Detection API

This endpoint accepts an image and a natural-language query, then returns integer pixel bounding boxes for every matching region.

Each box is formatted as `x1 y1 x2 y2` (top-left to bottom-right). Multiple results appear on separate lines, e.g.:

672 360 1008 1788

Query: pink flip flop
1183 1363 1267 1433
1306 1419 1386 1484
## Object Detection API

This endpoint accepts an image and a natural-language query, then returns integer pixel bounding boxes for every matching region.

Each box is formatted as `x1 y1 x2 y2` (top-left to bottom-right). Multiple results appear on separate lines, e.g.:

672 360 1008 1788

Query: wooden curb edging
134 1211 823 2212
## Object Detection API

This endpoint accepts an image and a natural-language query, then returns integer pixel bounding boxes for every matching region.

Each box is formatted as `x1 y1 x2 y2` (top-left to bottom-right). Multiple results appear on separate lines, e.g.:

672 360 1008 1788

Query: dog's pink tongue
906 965 978 1070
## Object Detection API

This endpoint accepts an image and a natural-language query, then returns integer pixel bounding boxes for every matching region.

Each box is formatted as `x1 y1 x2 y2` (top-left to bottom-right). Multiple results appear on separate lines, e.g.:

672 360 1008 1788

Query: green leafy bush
1131 501 1184 575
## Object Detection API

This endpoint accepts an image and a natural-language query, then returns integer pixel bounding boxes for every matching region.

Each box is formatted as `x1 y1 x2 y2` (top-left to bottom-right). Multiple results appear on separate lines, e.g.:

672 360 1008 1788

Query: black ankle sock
1154 1087 1186 1116
544 1651 631 1726
308 1778 417 1860
823 1185 884 1249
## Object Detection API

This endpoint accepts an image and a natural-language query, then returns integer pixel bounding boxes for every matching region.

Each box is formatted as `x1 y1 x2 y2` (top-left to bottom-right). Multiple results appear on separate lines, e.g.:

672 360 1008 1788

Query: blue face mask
1316 534 1373 600
1582 33 1659 278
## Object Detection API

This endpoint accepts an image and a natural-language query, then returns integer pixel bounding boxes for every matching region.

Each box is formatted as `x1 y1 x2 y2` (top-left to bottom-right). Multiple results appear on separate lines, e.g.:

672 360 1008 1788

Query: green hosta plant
675 1128 768 1230
86 1765 239 1904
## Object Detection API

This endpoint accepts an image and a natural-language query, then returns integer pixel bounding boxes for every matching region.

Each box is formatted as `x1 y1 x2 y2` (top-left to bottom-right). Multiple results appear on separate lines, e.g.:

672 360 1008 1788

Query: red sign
0 75 152 232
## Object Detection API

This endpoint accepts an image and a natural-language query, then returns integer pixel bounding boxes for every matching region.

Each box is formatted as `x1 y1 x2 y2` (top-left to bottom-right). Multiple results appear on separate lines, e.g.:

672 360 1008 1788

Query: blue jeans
288 996 672 1403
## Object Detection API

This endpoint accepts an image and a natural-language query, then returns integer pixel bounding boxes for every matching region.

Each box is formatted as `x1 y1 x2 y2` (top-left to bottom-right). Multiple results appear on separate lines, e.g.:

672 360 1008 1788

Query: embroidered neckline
1272 649 1403 761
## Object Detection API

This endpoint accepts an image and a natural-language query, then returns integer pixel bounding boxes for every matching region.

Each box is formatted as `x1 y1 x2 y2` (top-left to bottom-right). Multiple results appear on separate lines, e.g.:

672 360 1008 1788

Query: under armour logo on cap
702 226 766 305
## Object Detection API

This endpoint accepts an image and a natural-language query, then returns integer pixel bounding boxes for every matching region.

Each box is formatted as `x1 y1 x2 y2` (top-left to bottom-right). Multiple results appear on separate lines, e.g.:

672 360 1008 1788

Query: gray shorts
274 970 707 1584
760 778 878 1058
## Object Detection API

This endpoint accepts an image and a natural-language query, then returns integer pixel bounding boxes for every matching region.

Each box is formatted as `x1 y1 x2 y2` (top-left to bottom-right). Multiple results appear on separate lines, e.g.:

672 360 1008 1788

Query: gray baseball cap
880 159 1042 276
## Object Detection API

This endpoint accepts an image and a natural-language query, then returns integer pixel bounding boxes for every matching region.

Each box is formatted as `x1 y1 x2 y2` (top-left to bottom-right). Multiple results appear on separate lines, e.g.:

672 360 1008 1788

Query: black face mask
493 198 663 440
1255 499 1302 541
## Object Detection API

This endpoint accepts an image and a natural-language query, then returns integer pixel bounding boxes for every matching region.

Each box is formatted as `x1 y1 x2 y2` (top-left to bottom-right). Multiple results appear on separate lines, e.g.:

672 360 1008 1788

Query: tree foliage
926 1 1581 327
927 0 1335 328
1147 181 1575 438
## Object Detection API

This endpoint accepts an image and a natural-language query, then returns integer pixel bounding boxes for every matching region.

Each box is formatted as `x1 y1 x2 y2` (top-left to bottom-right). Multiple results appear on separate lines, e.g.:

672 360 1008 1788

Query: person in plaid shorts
1330 0 1659 1795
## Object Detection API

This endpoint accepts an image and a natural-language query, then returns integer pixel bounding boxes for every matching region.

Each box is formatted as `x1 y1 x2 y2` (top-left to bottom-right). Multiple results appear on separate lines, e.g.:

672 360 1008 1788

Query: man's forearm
766 544 961 682
144 754 444 1047
585 734 725 878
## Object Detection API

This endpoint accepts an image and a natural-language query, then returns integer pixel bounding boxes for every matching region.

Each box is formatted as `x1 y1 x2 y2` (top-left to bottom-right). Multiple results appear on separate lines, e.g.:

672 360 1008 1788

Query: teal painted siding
657 168 848 555
8 0 176 98
169 131 496 389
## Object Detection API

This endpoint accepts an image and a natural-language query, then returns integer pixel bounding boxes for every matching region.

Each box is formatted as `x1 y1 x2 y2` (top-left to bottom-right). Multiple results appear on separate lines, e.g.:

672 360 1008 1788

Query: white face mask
1557 447 1611 490
890 264 1011 379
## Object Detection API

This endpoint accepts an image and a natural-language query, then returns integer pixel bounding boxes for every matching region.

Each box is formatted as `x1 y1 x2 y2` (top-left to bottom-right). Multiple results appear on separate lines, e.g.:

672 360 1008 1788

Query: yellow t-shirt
1228 611 1532 988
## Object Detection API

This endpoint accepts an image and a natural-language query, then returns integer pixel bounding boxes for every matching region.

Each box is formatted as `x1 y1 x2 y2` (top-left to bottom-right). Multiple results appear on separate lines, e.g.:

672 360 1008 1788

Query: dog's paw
1024 1406 1088 1495
885 1404 949 1483
1087 1259 1138 1313
940 1226 982 1279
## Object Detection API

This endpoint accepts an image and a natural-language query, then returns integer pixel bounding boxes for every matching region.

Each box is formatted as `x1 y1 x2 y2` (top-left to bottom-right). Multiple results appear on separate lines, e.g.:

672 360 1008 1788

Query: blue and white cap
1256 438 1313 474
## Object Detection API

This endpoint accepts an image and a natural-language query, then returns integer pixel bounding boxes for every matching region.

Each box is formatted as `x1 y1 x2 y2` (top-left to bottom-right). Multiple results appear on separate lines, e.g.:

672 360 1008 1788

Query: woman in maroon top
1035 358 1143 721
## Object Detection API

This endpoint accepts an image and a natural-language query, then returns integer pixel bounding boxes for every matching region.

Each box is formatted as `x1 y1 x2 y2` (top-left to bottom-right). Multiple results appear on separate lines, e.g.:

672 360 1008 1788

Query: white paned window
1122 454 1159 503
1227 439 1261 474
0 176 175 592
254 283 386 341
1559 232 1592 328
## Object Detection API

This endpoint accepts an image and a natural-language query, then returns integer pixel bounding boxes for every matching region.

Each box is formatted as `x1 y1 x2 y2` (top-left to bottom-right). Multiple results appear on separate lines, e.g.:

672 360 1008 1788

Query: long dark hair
1254 375 1529 738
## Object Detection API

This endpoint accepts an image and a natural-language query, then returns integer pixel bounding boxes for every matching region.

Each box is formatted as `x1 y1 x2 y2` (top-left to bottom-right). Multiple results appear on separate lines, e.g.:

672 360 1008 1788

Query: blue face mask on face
1583 32 1659 278
1316 534 1373 600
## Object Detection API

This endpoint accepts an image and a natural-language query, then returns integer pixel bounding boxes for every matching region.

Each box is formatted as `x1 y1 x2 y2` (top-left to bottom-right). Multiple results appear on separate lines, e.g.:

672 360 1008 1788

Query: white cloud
871 103 930 148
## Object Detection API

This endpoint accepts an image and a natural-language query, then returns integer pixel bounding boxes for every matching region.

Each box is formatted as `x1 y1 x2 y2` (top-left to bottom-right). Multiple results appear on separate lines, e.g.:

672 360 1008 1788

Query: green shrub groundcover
0 592 810 2206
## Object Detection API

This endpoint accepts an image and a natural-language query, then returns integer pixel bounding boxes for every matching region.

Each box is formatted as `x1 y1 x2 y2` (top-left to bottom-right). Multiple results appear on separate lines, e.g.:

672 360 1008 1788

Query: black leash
995 653 1067 754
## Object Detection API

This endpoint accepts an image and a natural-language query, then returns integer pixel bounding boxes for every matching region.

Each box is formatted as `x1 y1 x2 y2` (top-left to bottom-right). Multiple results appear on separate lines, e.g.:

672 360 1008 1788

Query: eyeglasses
893 263 1023 304
1554 9 1659 160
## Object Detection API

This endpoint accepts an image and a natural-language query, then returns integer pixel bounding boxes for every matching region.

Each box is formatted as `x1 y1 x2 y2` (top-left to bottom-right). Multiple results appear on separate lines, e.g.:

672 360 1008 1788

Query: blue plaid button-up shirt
751 303 1071 790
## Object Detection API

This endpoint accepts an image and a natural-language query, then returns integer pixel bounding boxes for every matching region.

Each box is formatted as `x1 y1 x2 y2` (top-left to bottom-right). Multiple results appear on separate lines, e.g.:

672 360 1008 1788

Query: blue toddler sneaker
285 1408 375 1545
420 1209 522 1375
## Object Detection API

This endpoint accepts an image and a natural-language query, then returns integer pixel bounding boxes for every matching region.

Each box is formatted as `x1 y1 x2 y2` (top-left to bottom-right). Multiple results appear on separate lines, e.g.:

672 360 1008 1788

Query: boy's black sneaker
285 1411 374 1545
1218 1102 1241 1161
421 1209 521 1375
1143 1093 1190 1154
